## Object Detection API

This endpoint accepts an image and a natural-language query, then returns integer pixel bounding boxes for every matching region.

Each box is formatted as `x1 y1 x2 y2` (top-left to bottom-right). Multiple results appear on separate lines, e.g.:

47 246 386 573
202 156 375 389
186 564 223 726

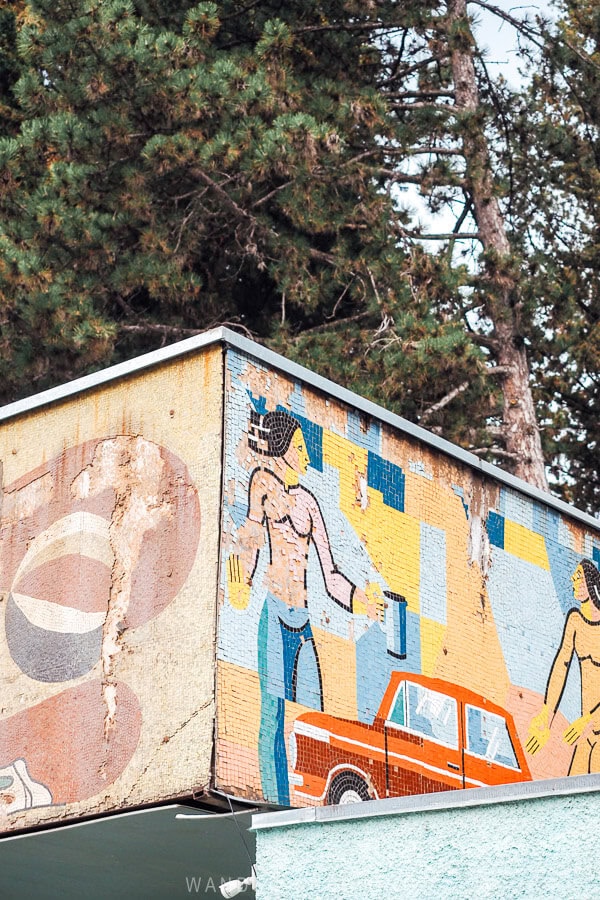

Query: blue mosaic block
367 452 405 512
247 390 268 414
487 511 505 549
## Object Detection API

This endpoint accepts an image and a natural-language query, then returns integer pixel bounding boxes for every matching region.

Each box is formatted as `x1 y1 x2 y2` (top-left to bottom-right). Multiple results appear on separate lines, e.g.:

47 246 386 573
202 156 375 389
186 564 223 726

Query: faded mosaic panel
0 347 223 833
216 348 600 807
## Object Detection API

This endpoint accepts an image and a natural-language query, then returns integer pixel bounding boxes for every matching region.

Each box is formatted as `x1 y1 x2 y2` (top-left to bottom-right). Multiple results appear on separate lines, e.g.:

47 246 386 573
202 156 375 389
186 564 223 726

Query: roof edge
1 326 598 531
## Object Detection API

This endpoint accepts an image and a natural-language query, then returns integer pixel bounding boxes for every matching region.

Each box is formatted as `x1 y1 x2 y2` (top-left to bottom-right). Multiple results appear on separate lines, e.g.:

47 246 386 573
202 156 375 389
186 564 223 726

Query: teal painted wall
255 786 600 899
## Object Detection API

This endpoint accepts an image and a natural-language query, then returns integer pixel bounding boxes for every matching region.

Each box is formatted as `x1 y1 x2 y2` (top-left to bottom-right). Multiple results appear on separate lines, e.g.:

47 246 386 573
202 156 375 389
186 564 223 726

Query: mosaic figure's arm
308 490 356 611
527 611 577 755
227 469 267 609
544 610 578 720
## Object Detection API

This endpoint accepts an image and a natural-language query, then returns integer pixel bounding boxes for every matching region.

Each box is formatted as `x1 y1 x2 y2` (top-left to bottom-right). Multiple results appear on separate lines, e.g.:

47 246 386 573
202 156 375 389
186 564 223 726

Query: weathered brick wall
216 347 600 806
0 346 223 832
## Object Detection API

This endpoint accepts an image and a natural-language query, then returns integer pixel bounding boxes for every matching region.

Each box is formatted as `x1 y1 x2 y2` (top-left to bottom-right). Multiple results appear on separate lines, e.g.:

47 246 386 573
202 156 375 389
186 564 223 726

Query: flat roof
1 326 598 531
252 773 600 831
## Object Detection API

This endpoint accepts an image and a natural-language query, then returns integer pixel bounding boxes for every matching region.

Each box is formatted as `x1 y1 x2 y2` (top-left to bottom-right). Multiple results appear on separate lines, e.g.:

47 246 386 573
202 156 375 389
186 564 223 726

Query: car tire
327 772 371 805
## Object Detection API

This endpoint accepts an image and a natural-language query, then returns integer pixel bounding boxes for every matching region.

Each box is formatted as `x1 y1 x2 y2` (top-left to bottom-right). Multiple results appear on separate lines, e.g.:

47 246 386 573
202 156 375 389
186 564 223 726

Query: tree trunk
447 0 548 490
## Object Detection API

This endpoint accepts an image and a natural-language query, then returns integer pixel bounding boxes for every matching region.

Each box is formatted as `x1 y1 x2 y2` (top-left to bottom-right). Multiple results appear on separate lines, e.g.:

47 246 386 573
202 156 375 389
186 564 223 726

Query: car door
383 679 464 796
462 702 526 788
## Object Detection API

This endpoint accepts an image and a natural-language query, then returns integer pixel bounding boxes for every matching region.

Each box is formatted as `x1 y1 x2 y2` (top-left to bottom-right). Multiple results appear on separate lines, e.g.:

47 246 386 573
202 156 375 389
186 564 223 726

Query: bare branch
390 102 457 112
467 1 545 50
378 56 448 86
486 365 512 378
468 331 500 350
406 146 463 156
377 169 466 186
292 21 396 35
326 277 356 320
252 181 293 208
420 380 470 423
386 90 455 99
470 446 519 461
366 267 382 306
119 323 204 336
309 248 337 265
405 231 482 241
292 311 371 338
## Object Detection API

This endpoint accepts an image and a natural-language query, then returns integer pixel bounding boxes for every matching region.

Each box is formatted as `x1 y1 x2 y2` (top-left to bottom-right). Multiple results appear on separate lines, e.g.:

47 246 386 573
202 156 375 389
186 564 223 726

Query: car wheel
327 772 371 805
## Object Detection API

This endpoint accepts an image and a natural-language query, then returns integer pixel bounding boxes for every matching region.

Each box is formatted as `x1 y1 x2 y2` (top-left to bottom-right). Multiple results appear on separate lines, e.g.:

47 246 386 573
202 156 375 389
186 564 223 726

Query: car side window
406 683 459 748
387 681 459 749
388 682 407 727
465 705 519 769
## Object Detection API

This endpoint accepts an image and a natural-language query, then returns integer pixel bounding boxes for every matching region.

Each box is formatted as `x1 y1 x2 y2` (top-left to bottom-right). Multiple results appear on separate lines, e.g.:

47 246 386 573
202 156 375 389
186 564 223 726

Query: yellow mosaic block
420 617 446 678
505 520 550 571
322 428 420 613
313 626 358 720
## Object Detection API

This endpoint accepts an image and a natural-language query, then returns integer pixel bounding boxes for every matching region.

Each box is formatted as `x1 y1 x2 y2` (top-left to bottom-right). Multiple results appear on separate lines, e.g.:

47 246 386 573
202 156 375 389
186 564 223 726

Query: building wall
0 346 223 832
253 782 600 899
216 346 600 807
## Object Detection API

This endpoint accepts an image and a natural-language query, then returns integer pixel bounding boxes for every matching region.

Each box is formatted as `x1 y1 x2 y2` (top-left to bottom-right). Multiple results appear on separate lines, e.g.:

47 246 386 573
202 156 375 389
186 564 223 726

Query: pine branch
447 196 473 256
378 56 448 87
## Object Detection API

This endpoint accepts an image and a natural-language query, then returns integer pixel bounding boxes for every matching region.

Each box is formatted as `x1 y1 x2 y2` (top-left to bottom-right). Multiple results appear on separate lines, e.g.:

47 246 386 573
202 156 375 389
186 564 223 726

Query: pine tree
0 1 488 434
2 0 590 499
504 0 600 509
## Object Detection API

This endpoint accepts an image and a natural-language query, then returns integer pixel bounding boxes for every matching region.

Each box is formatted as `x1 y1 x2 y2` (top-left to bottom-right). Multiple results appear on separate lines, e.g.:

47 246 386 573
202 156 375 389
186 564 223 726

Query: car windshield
465 705 519 769
388 681 459 749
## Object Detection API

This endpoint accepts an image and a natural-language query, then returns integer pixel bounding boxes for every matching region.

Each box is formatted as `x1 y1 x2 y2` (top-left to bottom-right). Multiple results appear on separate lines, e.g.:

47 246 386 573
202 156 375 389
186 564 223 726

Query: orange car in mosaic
289 672 532 805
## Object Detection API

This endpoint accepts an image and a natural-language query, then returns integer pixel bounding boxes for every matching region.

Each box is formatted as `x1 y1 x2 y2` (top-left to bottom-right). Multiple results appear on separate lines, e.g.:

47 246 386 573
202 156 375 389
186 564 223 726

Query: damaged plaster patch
71 437 173 737
409 459 433 480
3 472 53 522
466 481 492 577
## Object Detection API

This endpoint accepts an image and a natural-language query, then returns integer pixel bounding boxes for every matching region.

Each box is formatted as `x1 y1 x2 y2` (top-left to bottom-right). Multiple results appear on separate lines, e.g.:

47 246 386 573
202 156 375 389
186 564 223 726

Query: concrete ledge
252 773 600 831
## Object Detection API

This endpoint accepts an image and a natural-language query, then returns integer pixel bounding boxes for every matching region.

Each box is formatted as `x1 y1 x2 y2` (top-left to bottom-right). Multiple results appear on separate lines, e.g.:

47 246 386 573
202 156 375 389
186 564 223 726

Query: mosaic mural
3 335 599 829
216 348 600 806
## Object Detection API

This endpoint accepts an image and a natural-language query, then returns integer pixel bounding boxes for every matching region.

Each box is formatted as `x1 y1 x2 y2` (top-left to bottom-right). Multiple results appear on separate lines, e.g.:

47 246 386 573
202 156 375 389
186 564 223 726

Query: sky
403 1 555 245
474 1 553 88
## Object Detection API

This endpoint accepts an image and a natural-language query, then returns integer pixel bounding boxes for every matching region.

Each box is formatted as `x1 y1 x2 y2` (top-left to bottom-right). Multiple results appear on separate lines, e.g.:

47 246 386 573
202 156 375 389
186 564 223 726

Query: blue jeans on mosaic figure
258 594 323 806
